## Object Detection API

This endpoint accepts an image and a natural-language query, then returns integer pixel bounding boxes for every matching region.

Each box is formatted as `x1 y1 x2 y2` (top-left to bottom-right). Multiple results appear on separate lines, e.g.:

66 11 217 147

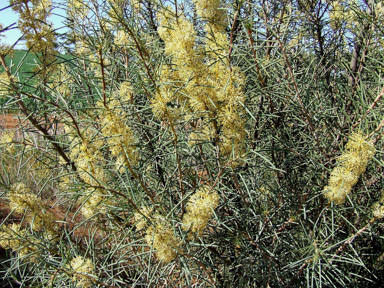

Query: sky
0 1 68 49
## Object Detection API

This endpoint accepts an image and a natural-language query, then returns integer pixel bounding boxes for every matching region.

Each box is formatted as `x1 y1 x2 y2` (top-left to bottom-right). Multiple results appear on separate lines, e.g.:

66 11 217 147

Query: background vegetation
0 0 384 287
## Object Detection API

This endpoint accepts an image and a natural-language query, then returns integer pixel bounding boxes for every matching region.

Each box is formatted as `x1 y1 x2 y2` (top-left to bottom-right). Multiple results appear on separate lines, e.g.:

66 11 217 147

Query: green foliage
0 0 384 287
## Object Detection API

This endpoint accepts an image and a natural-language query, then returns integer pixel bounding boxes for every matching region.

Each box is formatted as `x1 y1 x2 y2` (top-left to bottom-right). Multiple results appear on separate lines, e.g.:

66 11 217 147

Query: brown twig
17 90 83 140
228 10 239 72
99 49 107 107
328 217 376 265
210 156 241 190
0 55 76 171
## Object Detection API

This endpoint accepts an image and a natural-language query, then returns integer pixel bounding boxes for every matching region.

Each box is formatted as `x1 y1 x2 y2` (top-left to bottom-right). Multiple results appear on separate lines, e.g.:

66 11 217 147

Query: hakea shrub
0 0 384 287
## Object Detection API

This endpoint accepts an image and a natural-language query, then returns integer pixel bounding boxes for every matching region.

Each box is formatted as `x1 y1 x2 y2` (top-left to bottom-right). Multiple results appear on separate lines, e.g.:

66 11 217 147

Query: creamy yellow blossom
115 30 131 46
11 0 56 54
329 0 357 31
133 206 154 230
0 72 10 96
372 202 384 219
154 6 246 164
11 0 58 80
182 186 220 237
7 183 57 237
48 64 72 97
188 123 214 146
0 130 15 152
372 191 384 218
145 217 181 262
70 256 96 288
8 183 42 214
0 24 14 57
195 0 224 22
324 132 375 204
0 223 39 260
0 223 24 252
67 125 107 185
158 9 203 68
98 99 138 170
119 81 134 102
80 189 110 219
68 0 89 19
75 40 91 56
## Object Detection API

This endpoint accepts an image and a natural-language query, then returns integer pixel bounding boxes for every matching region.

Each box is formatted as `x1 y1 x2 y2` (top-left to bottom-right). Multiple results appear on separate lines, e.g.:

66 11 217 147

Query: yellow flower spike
182 186 220 237
145 217 181 263
119 81 134 102
323 132 375 204
154 5 246 165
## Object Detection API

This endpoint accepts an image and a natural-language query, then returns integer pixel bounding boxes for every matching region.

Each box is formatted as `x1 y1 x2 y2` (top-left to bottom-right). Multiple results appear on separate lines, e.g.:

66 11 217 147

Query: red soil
0 113 22 130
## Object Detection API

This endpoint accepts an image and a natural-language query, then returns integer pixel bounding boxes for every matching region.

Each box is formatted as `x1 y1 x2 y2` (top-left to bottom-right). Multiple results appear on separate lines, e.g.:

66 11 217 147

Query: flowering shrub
0 0 384 287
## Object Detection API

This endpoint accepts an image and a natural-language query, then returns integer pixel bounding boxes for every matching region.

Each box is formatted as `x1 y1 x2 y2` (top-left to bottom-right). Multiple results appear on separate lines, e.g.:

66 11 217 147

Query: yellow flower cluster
182 186 220 237
66 125 107 185
71 137 107 185
70 256 96 288
107 0 126 21
67 0 89 20
154 5 246 162
0 72 10 96
134 207 181 262
0 130 15 144
0 223 38 260
66 95 137 184
133 205 154 230
119 81 134 102
0 23 14 57
7 183 57 237
324 132 375 204
80 188 110 219
59 173 74 190
329 0 356 31
11 0 56 57
158 11 200 67
88 53 111 79
371 190 384 218
114 30 132 46
8 183 42 213
188 124 214 146
48 64 73 97
0 67 13 103
194 0 225 23
98 98 138 172
145 217 182 263
75 40 91 56
132 0 141 12
377 2 384 16
0 130 15 152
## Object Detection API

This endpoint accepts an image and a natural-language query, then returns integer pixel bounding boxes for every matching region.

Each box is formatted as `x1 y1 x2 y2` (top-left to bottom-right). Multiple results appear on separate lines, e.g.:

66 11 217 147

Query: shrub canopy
0 0 384 287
